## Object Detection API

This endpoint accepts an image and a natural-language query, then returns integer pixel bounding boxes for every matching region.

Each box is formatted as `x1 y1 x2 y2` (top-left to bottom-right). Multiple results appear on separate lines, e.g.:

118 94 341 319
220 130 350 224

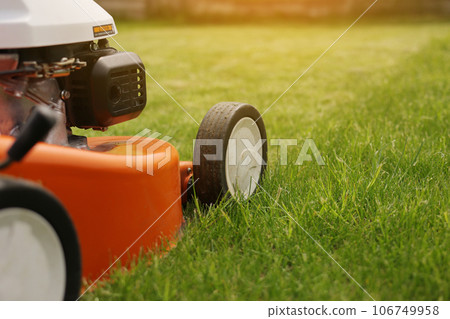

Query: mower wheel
0 178 81 301
193 102 267 204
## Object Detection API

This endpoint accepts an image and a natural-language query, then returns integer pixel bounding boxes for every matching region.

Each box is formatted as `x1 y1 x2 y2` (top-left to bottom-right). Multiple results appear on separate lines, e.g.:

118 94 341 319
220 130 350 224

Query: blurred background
95 0 450 21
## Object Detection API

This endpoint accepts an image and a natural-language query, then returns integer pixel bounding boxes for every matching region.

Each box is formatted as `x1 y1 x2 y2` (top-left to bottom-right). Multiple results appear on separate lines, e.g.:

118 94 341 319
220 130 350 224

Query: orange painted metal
179 161 193 203
0 135 185 281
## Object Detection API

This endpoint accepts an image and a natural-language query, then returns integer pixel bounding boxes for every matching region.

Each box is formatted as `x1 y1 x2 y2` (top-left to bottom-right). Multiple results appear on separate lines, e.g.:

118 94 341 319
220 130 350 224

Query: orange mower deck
0 135 192 280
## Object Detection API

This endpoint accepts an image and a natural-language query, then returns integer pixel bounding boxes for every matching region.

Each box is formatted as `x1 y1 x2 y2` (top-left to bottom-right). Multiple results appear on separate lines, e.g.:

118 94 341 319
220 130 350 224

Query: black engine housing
1 41 147 130
64 47 146 129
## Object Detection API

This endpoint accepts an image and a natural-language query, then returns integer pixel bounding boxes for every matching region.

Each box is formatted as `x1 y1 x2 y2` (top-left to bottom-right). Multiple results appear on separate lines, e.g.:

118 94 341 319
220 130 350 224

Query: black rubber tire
0 177 82 301
193 102 267 204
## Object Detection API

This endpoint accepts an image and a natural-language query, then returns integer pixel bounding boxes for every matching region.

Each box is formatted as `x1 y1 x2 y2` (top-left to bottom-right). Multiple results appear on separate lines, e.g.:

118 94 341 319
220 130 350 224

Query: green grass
80 20 449 300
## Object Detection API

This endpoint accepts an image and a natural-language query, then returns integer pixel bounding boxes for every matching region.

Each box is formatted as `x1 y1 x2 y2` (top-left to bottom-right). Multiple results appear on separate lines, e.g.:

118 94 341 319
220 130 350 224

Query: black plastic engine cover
66 51 146 129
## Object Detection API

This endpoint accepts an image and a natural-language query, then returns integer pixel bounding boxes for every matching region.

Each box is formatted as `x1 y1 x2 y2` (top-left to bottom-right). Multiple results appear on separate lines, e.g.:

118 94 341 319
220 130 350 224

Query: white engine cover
0 0 117 49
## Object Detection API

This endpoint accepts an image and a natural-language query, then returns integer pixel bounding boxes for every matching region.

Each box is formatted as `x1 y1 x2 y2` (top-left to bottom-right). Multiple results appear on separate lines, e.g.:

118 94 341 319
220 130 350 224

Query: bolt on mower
0 0 267 300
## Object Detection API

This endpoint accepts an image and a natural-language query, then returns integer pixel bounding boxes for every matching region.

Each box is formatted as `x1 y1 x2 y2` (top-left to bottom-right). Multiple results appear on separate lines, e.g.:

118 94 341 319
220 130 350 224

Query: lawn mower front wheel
193 102 267 204
0 178 81 301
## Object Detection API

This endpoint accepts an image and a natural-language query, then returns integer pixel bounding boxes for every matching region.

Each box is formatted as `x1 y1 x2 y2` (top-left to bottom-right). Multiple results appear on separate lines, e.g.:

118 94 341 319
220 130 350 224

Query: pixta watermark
126 129 173 176
193 138 325 166
127 129 325 175
271 138 325 166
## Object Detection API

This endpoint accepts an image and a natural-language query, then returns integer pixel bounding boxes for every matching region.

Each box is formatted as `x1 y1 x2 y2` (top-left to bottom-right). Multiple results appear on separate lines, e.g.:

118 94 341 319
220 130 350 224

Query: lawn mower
0 0 267 300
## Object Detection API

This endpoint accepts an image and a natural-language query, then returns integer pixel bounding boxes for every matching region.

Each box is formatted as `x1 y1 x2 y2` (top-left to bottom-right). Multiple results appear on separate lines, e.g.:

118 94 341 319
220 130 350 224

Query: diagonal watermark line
72 0 200 126
254 179 376 301
77 178 199 300
255 0 380 124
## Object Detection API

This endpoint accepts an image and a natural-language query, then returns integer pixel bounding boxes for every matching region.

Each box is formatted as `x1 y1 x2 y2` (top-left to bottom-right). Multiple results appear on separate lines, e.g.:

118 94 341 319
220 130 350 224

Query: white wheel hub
225 117 263 198
0 208 66 300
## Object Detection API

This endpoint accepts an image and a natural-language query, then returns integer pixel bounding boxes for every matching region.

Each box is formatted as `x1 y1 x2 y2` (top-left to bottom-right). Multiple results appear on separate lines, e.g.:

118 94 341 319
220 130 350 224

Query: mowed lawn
80 20 449 300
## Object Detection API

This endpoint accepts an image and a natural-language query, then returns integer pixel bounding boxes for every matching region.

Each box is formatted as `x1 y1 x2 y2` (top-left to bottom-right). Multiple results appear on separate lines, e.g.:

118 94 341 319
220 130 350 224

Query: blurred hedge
96 0 450 21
